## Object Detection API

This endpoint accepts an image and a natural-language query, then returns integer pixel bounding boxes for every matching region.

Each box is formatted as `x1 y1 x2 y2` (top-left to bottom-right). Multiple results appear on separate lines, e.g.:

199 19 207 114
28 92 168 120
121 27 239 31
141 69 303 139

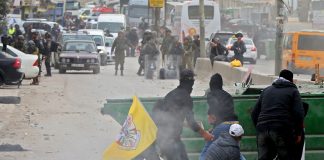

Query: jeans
45 54 51 75
157 137 189 160
257 129 294 160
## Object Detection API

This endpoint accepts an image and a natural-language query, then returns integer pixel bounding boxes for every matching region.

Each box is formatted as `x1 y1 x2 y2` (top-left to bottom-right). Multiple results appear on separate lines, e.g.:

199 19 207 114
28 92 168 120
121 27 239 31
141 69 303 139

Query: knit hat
279 69 293 82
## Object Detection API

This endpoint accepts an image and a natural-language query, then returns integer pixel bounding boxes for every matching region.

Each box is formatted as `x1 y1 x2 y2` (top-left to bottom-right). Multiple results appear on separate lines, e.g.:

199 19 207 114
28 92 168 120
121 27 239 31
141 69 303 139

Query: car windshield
97 22 124 33
92 35 104 46
63 42 96 53
62 35 93 43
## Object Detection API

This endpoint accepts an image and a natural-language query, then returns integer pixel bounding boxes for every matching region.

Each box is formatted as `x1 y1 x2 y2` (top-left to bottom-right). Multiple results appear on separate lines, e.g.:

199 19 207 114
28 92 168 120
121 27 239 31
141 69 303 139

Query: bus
282 31 324 75
310 0 324 29
165 2 184 37
127 0 153 27
180 0 220 39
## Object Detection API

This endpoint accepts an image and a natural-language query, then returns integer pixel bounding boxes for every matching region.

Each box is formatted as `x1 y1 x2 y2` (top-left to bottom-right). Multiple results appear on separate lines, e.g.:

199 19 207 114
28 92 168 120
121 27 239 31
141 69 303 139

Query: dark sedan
58 40 101 74
0 51 24 86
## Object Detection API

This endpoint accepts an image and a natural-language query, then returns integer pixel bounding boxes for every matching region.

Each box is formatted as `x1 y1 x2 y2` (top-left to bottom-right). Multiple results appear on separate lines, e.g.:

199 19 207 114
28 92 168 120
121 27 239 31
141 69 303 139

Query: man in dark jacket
205 124 244 160
210 38 229 66
14 24 23 40
200 73 239 160
126 27 139 57
230 33 246 66
43 34 59 76
251 69 304 160
152 69 214 160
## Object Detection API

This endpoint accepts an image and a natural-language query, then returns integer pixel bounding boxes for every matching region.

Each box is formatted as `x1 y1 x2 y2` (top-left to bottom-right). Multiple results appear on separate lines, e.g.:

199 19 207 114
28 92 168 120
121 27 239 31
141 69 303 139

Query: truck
65 0 81 18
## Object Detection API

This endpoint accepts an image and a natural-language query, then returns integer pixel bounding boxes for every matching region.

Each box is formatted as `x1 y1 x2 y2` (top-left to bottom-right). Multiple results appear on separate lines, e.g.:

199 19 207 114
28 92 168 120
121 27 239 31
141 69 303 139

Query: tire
100 55 107 66
0 75 4 86
93 67 100 74
59 68 66 74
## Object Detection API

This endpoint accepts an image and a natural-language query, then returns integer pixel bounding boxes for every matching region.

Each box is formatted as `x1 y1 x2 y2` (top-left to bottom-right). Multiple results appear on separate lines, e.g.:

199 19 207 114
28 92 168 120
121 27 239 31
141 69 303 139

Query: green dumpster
102 94 324 160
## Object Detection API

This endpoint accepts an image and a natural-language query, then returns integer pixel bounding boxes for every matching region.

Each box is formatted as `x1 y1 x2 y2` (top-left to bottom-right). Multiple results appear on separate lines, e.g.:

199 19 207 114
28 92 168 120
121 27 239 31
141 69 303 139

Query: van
97 14 126 37
282 30 324 75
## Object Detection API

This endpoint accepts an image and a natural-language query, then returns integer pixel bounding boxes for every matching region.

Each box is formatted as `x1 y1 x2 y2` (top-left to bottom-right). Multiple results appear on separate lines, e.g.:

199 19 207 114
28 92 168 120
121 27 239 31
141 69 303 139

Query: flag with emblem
103 96 158 160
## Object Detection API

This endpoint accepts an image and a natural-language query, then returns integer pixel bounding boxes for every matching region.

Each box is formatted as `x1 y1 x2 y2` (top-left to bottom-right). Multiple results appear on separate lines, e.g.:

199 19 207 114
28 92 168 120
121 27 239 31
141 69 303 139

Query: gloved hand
199 129 214 141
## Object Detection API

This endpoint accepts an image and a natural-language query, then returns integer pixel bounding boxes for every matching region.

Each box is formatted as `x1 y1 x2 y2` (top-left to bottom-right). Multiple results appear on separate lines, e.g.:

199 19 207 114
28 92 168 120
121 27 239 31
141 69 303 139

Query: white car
0 44 39 79
226 37 258 64
105 37 115 62
78 29 108 65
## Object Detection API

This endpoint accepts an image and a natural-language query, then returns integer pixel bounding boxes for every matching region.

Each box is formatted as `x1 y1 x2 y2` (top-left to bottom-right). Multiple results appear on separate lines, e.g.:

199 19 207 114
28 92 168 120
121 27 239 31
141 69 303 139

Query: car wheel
100 55 107 66
0 75 4 86
59 68 66 74
250 59 257 64
93 68 100 74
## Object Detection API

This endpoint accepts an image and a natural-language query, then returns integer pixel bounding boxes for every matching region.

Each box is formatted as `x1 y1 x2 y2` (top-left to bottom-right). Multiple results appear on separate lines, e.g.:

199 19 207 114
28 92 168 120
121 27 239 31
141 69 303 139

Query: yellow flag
103 96 158 160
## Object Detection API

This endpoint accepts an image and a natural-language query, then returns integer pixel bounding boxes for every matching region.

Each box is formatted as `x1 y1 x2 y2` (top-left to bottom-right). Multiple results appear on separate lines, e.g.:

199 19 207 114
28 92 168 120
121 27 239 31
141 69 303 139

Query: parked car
0 44 39 79
226 37 258 64
76 29 108 65
0 51 24 86
58 40 100 74
206 31 235 56
105 37 115 62
226 19 258 36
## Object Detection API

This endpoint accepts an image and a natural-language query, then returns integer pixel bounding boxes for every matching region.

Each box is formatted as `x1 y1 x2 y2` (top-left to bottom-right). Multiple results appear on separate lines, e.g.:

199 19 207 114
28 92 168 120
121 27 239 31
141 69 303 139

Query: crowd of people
1 23 61 85
133 68 306 160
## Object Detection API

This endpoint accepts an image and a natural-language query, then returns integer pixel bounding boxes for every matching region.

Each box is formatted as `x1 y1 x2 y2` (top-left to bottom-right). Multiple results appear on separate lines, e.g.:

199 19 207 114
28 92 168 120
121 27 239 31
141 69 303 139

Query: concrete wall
194 58 312 85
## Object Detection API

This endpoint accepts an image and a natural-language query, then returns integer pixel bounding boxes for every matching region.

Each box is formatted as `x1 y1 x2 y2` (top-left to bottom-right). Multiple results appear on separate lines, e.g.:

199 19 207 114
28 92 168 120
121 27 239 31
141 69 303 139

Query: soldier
12 35 26 52
27 31 44 85
160 29 174 64
111 31 132 76
182 36 194 70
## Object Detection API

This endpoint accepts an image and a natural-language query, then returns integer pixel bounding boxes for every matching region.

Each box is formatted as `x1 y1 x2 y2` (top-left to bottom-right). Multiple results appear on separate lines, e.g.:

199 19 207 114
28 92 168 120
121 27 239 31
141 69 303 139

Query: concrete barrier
194 58 312 85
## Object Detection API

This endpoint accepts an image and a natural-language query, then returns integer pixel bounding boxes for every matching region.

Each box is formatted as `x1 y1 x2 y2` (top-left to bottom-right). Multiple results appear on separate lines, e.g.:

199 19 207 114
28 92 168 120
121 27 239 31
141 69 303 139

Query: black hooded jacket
152 81 200 139
207 74 238 125
251 78 304 131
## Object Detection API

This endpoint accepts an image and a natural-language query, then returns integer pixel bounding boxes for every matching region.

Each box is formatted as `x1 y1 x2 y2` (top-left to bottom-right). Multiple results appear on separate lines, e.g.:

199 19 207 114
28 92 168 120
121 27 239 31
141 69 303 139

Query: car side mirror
105 42 109 47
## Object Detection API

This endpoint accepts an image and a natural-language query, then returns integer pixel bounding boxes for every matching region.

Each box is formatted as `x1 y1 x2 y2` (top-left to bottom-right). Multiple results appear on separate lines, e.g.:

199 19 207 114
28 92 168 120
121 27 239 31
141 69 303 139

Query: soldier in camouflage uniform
12 35 26 52
111 31 132 76
160 29 174 64
182 36 194 70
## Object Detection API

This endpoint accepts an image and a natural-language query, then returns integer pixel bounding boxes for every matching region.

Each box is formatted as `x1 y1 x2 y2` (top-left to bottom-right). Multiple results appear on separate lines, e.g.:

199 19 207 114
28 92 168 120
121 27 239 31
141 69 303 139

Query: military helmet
235 32 243 38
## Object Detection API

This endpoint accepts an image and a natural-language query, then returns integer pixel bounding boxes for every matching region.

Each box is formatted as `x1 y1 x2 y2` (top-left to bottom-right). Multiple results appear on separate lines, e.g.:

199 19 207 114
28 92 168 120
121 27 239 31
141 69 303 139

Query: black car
0 51 24 86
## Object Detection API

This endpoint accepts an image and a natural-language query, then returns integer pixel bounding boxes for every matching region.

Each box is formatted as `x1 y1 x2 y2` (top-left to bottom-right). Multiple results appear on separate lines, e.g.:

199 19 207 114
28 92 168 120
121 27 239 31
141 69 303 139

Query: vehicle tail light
251 47 257 51
12 58 21 69
33 59 39 66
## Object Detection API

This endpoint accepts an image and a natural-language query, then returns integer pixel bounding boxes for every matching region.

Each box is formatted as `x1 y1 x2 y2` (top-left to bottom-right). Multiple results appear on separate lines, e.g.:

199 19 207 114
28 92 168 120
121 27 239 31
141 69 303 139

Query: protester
205 124 244 160
126 27 139 57
200 73 239 160
210 38 229 67
152 69 213 160
43 33 59 77
251 69 304 160
12 35 26 52
230 33 246 66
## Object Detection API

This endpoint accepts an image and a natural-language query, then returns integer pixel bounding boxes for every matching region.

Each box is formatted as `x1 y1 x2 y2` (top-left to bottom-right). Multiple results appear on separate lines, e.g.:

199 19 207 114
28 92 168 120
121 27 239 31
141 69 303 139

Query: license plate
71 64 84 67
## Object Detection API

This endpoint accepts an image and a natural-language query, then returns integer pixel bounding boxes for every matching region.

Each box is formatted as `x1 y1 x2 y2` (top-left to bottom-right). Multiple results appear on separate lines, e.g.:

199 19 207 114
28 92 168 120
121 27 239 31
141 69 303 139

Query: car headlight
66 58 70 63
61 58 66 63
91 59 95 63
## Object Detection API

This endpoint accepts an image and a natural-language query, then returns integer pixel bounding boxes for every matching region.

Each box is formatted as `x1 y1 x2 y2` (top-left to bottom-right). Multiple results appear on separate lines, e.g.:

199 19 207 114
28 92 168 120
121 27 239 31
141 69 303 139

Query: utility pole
199 0 206 57
275 0 284 75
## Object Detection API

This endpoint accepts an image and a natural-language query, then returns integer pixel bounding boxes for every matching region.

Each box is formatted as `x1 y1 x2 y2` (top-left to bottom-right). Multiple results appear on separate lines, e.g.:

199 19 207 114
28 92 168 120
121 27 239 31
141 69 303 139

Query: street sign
149 0 164 8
